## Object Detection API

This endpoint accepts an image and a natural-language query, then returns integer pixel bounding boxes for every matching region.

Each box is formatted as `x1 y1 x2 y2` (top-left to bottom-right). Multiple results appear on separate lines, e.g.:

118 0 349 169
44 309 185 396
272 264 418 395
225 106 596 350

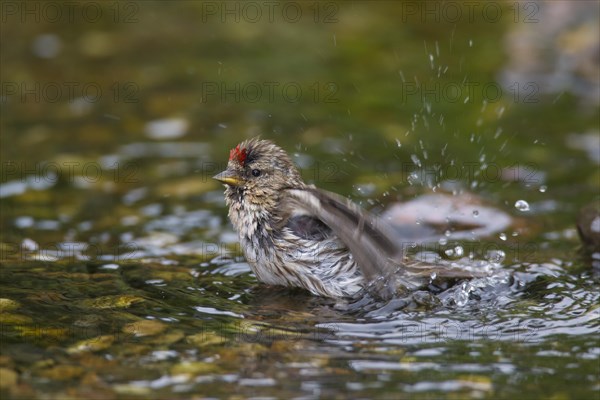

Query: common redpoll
214 138 481 300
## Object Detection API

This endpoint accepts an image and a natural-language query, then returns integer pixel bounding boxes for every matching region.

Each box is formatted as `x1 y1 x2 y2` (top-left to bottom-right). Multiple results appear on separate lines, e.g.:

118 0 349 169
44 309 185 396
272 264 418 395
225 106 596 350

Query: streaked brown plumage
214 138 483 300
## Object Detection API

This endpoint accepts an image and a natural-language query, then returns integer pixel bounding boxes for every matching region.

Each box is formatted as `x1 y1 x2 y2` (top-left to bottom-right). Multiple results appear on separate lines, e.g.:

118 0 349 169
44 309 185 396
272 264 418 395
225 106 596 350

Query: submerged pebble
123 320 167 337
83 295 145 309
67 335 115 354
0 298 21 312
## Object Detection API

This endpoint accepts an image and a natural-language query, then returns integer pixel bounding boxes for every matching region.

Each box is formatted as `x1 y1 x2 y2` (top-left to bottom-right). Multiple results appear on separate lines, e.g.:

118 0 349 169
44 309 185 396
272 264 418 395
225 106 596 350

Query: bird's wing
283 187 407 298
284 214 333 241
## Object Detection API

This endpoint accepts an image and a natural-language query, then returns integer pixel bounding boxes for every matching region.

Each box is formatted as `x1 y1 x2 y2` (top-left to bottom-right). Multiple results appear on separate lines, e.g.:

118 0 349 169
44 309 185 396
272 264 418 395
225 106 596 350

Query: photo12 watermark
0 317 541 347
1 1 139 24
1 161 140 185
199 160 343 184
0 241 141 263
398 161 544 186
200 81 339 104
1 81 139 104
200 1 339 23
399 81 540 104
187 239 543 266
399 1 540 24
198 160 544 187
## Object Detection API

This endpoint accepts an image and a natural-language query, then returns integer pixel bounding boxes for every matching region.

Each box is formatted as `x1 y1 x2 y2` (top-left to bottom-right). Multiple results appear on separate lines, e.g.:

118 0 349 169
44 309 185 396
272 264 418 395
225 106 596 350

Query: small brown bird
214 138 482 300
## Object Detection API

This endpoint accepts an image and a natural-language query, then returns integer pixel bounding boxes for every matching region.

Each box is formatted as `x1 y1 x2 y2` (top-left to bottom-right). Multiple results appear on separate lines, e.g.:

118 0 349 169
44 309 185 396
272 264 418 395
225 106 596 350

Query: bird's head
213 138 304 209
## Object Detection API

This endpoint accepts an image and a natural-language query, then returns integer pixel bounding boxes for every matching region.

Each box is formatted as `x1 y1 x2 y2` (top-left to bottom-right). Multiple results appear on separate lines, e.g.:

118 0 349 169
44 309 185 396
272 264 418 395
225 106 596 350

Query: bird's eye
251 169 261 177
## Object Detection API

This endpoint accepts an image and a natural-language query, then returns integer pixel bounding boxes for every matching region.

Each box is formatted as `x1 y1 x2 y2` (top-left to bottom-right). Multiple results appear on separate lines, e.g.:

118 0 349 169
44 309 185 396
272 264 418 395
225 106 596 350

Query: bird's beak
213 169 244 186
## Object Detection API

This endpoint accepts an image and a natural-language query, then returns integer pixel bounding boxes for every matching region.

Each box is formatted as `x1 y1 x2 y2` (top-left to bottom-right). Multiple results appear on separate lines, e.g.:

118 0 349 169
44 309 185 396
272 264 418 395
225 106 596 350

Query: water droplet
454 246 464 257
395 138 402 148
487 250 506 263
539 185 547 193
469 39 473 47
472 210 479 217
499 233 507 241
407 172 419 185
357 184 368 193
515 200 530 212
430 272 437 280
455 282 470 306
496 106 505 118
411 154 421 167
438 237 448 245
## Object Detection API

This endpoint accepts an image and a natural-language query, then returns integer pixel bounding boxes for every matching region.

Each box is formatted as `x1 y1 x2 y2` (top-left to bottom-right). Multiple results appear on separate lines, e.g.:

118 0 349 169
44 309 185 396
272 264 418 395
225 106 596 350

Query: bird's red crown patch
229 145 247 165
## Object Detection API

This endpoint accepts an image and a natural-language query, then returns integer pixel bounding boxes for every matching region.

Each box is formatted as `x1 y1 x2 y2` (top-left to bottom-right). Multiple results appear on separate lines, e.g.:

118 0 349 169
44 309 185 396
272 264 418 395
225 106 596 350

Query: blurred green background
2 1 598 202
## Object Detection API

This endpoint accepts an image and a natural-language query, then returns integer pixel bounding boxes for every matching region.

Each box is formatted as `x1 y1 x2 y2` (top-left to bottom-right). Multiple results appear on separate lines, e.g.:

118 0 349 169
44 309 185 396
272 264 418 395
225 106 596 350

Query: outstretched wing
282 187 407 298
285 214 333 241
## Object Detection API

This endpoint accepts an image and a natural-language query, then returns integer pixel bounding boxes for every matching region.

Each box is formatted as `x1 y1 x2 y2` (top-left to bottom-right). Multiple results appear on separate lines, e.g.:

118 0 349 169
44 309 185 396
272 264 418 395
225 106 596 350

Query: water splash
515 200 530 212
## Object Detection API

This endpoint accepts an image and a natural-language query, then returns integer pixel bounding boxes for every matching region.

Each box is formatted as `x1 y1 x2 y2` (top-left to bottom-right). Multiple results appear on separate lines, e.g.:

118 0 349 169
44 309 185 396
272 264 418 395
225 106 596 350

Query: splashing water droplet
455 282 470 306
539 185 547 193
496 106 505 118
515 200 530 212
473 210 479 217
407 172 419 185
487 250 506 264
499 233 507 241
454 246 464 257
411 154 421 167
395 138 402 148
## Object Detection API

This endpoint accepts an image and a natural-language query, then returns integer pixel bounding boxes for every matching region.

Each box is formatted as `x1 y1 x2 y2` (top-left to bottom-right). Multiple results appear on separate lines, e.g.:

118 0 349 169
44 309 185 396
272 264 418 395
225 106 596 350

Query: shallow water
1 2 599 399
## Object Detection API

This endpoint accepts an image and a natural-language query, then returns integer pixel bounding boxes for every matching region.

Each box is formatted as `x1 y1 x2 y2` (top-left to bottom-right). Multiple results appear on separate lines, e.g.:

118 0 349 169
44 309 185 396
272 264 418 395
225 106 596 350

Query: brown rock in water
383 192 513 242
577 202 600 252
